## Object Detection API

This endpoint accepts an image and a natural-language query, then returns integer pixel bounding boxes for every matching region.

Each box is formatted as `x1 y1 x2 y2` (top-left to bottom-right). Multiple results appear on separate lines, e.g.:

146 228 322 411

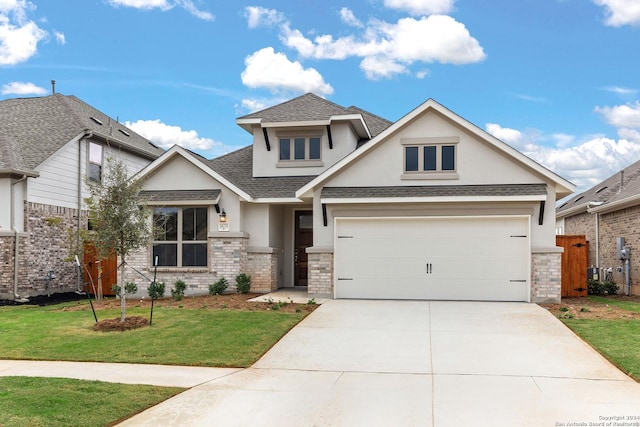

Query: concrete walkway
115 300 640 427
3 300 640 426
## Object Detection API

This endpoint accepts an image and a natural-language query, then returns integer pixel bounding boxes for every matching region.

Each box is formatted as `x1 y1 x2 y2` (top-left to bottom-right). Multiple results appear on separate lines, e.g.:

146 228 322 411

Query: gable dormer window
401 137 459 180
277 133 323 167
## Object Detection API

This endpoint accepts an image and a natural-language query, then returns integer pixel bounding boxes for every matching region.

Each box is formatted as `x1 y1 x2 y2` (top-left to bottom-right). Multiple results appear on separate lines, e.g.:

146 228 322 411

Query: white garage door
334 216 530 301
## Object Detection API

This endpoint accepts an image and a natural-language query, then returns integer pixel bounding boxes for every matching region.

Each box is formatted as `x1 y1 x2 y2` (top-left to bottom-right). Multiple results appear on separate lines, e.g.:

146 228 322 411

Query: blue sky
2 0 640 194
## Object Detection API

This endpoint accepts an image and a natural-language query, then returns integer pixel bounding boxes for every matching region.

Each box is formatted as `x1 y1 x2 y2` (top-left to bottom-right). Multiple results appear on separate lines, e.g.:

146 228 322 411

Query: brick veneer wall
125 235 283 297
308 251 333 298
564 206 640 295
0 202 84 299
246 250 279 293
531 252 562 303
563 211 597 266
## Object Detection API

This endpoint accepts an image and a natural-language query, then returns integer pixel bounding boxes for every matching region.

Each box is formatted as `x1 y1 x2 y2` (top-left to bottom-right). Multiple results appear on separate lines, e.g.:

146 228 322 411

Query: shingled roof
206 146 315 199
237 93 392 140
0 94 164 175
557 158 640 216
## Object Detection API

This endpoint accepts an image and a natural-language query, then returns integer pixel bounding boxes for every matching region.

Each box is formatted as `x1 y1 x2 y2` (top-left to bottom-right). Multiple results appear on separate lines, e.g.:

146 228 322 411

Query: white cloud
604 86 638 96
239 98 272 112
594 0 640 27
54 31 65 44
486 122 640 192
241 47 334 95
339 7 363 28
245 6 284 28
106 0 213 20
1 80 47 95
595 102 640 128
0 0 47 65
125 119 221 151
280 15 485 80
384 0 455 15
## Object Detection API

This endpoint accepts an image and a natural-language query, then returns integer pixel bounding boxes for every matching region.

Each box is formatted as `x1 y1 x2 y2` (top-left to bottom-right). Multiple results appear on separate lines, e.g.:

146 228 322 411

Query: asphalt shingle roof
557 159 640 215
322 184 548 199
0 94 164 173
140 189 221 202
238 93 392 139
206 146 316 199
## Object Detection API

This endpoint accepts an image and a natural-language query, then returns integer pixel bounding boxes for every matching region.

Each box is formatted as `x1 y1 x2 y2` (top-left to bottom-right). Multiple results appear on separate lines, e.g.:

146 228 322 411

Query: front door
294 210 313 286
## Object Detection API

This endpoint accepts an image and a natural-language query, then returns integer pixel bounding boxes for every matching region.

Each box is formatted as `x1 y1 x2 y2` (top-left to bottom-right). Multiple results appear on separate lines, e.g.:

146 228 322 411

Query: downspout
595 213 600 268
11 175 28 302
77 131 92 292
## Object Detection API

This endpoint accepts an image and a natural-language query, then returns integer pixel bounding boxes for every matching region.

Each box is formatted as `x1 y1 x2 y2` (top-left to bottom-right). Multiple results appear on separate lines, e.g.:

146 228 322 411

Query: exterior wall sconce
219 210 227 223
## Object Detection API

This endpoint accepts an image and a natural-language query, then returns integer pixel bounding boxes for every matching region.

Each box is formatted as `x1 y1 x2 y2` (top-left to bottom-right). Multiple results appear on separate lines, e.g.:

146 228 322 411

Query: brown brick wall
1 202 84 299
563 206 640 295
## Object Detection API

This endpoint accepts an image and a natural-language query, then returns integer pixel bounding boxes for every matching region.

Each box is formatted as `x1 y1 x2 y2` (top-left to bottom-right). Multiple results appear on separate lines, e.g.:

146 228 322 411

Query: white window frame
88 142 103 182
401 137 459 180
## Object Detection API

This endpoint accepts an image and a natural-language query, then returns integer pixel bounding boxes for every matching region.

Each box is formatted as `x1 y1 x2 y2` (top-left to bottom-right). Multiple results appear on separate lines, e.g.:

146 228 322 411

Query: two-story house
132 93 574 303
0 94 164 300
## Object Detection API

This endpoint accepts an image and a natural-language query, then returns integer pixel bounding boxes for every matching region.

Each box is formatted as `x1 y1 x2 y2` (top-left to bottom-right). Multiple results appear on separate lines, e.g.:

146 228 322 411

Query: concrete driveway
120 300 640 427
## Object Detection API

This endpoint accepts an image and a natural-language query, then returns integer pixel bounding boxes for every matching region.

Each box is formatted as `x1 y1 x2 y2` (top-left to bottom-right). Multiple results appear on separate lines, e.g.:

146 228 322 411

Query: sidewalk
0 360 241 388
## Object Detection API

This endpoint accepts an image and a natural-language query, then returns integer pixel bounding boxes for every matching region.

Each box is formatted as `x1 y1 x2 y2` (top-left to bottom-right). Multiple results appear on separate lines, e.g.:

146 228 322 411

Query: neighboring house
556 161 640 296
131 93 574 303
0 94 164 300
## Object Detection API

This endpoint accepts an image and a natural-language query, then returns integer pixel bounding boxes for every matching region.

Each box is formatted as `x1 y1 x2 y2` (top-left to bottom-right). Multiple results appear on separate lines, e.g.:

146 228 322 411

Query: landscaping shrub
588 279 619 295
236 273 251 294
171 280 186 301
112 282 138 297
209 278 229 295
148 281 165 299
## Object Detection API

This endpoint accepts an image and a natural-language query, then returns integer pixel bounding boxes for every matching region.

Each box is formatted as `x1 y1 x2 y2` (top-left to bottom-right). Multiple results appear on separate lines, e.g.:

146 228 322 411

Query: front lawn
0 376 183 427
544 295 640 382
0 296 309 367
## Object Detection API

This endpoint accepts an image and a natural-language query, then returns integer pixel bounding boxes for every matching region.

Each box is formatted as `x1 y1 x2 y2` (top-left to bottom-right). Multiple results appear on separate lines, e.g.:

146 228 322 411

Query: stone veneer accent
1 202 85 299
307 251 334 298
531 251 562 303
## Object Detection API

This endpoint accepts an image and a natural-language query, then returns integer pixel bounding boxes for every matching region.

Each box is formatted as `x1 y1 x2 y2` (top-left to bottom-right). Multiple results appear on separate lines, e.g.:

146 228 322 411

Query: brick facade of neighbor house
531 252 562 303
563 211 597 267
0 202 84 299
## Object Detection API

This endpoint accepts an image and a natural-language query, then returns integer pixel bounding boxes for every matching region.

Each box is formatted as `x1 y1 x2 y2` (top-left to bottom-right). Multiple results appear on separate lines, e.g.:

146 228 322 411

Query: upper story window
279 136 321 161
153 207 208 267
88 142 103 182
402 137 459 180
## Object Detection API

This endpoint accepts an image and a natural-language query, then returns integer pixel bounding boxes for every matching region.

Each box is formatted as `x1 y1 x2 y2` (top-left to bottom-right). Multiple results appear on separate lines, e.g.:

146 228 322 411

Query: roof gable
296 98 575 199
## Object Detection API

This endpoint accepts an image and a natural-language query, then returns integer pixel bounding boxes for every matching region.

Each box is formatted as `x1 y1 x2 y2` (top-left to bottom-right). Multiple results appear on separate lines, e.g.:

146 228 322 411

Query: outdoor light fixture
219 210 227 223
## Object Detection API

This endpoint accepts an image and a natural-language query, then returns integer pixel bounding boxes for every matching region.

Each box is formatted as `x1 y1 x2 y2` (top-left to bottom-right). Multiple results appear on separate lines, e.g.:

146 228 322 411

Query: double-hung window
153 207 208 267
278 135 321 163
402 137 459 179
88 142 103 182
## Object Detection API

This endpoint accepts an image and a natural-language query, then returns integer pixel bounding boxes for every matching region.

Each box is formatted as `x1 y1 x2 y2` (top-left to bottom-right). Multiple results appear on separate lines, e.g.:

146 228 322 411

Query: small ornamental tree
85 157 151 322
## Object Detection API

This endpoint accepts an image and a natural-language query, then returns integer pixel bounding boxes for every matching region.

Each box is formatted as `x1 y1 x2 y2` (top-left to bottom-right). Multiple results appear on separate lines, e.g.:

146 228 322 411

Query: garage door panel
335 217 530 302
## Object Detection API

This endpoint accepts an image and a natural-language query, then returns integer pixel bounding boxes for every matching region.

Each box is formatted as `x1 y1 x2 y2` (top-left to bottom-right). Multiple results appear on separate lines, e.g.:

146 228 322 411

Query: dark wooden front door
556 235 589 298
294 210 313 286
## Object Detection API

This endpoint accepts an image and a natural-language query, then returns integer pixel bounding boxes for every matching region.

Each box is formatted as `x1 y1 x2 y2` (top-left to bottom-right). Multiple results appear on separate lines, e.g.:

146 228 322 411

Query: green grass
0 376 183 427
0 303 307 367
562 299 640 381
588 295 640 312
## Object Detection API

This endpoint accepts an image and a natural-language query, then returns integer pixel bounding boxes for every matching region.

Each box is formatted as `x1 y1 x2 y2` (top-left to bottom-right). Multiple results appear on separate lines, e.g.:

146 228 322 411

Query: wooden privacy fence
83 244 118 297
556 235 588 298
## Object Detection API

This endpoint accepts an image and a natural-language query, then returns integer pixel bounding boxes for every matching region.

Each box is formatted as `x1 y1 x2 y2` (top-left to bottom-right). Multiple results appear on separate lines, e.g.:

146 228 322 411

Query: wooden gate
556 235 588 298
83 244 118 297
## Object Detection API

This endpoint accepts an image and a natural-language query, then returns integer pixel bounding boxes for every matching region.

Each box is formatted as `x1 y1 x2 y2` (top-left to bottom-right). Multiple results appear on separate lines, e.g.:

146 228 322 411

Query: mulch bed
540 295 640 320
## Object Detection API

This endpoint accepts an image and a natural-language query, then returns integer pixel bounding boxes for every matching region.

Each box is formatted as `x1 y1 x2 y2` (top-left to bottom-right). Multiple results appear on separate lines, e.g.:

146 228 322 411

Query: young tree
85 157 150 322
